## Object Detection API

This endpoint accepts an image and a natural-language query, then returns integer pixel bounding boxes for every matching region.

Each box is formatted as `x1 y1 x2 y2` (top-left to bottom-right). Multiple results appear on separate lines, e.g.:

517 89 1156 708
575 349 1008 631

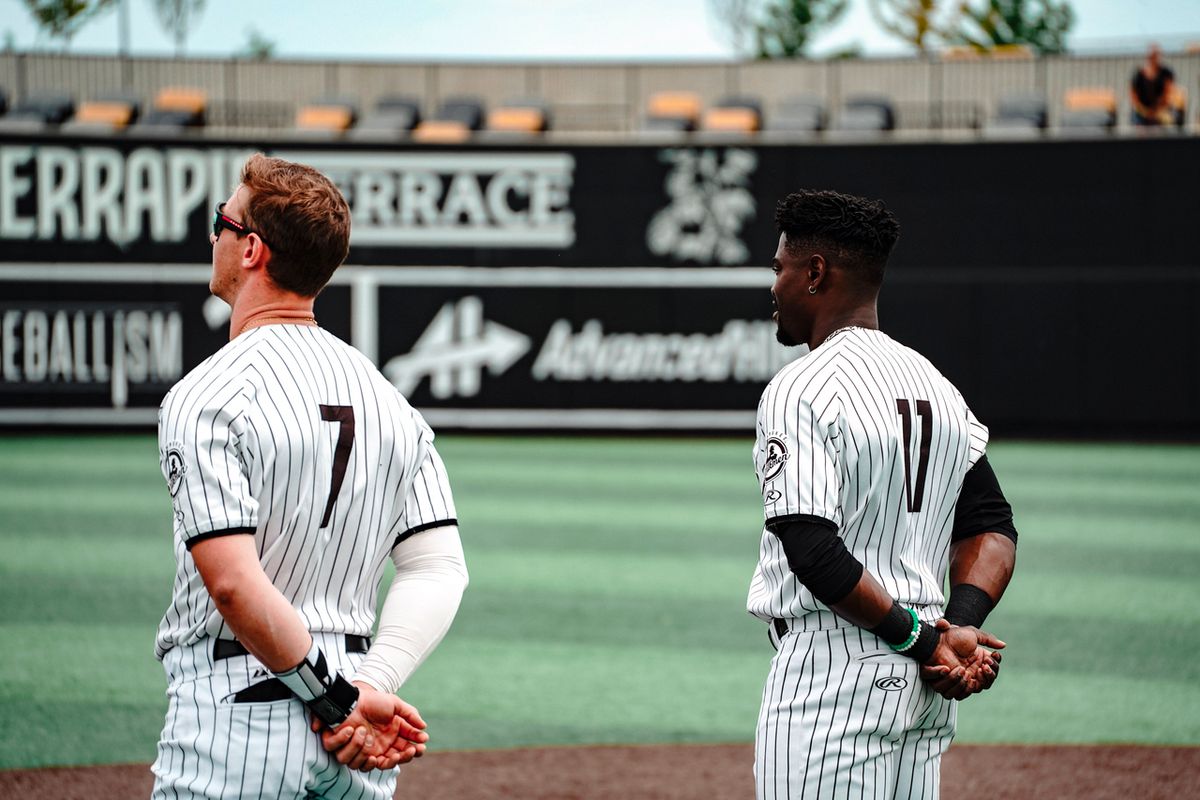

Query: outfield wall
1 133 1196 436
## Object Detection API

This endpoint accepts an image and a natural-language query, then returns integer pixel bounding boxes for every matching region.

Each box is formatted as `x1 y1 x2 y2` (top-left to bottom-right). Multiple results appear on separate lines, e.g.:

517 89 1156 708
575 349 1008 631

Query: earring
808 285 818 295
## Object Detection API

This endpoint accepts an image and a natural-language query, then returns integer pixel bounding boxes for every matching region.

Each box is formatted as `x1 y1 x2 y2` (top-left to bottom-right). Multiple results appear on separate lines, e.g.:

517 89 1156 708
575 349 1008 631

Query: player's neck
810 307 878 349
228 288 317 341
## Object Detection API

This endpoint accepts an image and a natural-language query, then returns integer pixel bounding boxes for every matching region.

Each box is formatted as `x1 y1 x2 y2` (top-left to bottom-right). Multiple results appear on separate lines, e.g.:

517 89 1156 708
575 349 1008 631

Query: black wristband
907 621 941 664
944 583 995 628
868 600 914 647
307 674 360 729
273 642 360 729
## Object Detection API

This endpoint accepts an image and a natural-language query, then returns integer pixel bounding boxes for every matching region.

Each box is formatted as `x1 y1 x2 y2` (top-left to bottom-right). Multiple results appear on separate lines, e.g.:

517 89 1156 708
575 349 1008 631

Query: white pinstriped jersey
747 326 988 623
154 324 456 660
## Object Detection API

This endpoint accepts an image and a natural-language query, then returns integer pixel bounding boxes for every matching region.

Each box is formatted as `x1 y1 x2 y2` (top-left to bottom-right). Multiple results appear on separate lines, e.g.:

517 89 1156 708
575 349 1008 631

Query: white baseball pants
151 631 398 800
755 612 956 800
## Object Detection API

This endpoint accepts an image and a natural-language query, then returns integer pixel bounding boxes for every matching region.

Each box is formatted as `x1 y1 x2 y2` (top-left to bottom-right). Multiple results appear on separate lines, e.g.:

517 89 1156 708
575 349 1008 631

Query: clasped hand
920 619 1005 701
311 682 430 771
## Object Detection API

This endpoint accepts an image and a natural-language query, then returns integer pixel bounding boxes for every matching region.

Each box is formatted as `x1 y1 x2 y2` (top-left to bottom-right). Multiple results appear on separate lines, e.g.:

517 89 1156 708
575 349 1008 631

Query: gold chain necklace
235 315 317 338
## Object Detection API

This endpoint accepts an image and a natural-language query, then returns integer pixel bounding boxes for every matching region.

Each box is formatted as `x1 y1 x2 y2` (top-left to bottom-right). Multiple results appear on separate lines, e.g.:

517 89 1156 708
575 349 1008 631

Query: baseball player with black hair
152 154 468 799
749 189 1018 799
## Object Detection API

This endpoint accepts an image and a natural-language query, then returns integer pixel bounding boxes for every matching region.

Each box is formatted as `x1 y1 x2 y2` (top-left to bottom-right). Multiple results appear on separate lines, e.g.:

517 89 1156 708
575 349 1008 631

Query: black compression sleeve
767 516 864 606
952 455 1018 543
943 583 995 628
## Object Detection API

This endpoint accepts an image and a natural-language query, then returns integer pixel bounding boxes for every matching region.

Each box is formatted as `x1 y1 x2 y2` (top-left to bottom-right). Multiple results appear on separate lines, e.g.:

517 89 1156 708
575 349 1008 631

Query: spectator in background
1130 44 1176 125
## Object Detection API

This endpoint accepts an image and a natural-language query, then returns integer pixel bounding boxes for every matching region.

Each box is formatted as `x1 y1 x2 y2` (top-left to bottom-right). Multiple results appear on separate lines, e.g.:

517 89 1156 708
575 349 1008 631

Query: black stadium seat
434 96 486 131
765 95 827 133
834 96 895 132
348 95 422 141
992 91 1048 130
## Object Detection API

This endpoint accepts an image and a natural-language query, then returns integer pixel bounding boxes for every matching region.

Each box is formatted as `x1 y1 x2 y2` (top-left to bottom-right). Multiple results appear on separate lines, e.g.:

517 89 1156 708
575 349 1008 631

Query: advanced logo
384 296 530 399
646 148 757 265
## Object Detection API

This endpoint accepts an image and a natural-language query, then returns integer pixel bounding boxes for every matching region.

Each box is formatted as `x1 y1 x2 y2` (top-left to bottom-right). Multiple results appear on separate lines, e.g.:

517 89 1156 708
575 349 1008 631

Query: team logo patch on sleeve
762 435 790 481
165 445 187 498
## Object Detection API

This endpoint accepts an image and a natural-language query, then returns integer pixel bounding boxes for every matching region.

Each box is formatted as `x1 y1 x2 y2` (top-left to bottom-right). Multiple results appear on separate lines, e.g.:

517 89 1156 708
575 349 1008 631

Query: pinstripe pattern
152 323 457 799
748 328 985 799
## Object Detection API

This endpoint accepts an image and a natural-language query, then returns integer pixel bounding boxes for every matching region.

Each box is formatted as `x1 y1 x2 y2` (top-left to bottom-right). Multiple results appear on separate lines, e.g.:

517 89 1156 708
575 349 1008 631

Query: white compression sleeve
352 525 469 694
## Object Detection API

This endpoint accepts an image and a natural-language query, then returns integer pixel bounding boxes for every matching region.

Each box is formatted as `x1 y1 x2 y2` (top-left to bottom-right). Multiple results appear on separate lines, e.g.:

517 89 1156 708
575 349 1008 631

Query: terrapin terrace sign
0 144 574 251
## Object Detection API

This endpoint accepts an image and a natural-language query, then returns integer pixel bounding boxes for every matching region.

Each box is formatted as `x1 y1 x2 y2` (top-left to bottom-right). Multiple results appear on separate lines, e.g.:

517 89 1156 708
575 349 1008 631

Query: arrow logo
384 296 530 399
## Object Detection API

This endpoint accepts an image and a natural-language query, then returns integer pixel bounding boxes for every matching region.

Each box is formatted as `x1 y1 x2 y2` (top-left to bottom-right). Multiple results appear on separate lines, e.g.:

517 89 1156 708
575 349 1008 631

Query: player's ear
242 234 269 270
808 254 826 286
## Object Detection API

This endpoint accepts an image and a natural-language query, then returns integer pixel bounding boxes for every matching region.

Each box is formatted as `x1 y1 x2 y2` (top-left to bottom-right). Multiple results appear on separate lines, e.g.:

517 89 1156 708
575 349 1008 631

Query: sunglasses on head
212 203 277 251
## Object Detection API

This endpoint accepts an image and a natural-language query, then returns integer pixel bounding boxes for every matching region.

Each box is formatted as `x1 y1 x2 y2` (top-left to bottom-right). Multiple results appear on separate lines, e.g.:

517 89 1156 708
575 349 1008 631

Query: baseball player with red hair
152 154 468 799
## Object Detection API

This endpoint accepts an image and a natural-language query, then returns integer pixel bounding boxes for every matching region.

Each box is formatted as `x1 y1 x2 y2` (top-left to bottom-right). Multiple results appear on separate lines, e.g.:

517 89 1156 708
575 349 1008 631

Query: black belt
772 618 789 639
212 635 371 704
213 634 371 662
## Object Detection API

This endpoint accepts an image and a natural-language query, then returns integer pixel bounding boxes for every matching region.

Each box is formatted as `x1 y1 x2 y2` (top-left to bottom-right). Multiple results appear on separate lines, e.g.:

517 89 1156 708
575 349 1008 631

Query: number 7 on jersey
319 404 355 528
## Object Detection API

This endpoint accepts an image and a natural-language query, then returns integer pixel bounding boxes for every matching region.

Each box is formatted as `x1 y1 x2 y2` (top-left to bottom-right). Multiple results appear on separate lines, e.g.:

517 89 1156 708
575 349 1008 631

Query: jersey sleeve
756 380 842 530
394 443 458 545
965 405 989 469
158 384 258 548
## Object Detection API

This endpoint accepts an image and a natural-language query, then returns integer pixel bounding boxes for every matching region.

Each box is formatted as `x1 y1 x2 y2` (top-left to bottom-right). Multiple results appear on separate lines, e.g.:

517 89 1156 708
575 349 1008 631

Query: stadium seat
764 95 827 134
1061 87 1116 130
347 95 422 141
295 96 358 134
411 119 472 143
433 96 486 130
411 96 485 142
990 91 1048 131
486 99 550 134
701 96 762 133
0 91 75 131
833 96 895 132
644 91 702 132
61 92 141 132
138 87 206 129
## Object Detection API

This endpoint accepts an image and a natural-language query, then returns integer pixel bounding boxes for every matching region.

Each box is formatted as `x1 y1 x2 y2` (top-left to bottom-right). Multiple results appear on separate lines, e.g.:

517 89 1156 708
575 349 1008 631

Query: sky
4 0 1200 60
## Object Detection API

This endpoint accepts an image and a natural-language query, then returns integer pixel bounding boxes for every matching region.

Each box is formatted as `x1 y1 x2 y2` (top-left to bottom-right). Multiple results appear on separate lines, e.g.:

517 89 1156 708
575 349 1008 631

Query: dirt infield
3 743 1196 799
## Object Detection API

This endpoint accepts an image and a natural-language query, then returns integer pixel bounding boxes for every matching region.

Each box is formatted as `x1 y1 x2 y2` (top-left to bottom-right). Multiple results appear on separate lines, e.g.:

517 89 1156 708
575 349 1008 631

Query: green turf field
1 434 1198 769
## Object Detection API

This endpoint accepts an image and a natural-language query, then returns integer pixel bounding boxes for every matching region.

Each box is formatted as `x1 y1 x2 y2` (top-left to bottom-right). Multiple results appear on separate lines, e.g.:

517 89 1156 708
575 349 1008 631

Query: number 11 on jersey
896 399 932 512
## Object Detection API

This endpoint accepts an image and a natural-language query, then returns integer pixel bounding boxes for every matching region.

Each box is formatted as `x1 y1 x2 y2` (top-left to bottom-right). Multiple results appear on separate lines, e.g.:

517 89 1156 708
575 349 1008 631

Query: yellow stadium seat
647 92 701 125
1065 87 1117 113
487 107 546 133
412 119 472 143
74 101 135 128
296 105 354 132
701 106 760 133
153 87 207 115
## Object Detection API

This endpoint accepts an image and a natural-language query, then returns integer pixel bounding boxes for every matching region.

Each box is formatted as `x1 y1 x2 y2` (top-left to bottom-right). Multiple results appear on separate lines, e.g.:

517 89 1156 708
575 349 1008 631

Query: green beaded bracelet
889 607 921 653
